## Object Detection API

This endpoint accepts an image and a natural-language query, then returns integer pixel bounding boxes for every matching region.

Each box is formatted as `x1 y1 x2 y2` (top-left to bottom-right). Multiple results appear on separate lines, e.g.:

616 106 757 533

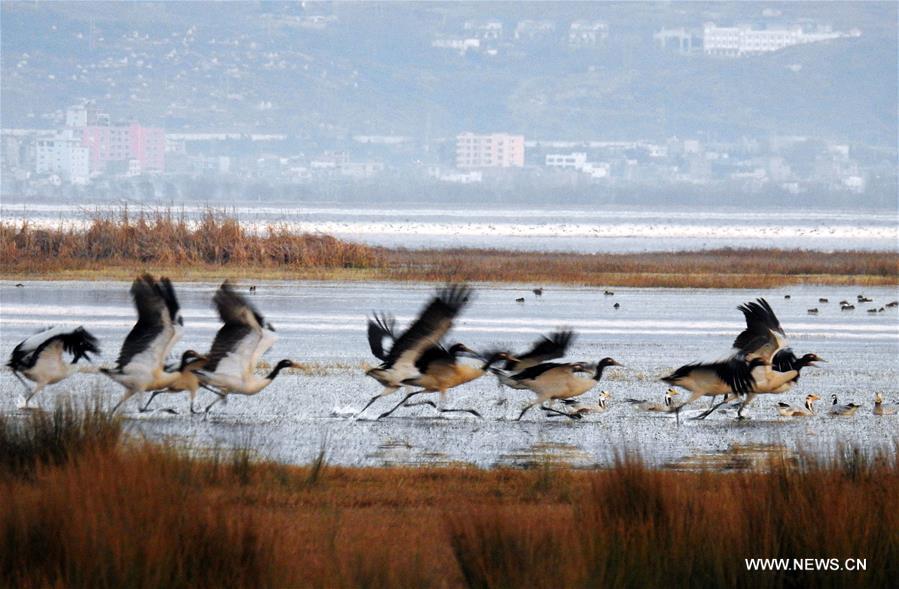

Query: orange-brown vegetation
0 208 381 273
1 403 896 588
1 208 897 287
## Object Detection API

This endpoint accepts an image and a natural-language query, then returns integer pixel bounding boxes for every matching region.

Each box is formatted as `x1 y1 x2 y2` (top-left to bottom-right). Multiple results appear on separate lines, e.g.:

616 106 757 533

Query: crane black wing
510 362 569 382
116 275 166 369
205 281 264 372
384 284 472 368
505 329 575 370
366 313 396 362
732 298 786 362
7 326 100 370
414 344 456 374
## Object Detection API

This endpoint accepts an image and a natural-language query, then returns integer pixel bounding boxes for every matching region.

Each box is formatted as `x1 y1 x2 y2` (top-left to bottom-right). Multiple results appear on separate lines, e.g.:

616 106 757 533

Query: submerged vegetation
1 208 897 287
1 403 896 588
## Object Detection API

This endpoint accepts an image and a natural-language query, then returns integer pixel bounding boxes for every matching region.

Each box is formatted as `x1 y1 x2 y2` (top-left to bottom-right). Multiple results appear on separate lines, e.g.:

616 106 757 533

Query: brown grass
1 405 896 588
1 208 897 287
0 207 381 272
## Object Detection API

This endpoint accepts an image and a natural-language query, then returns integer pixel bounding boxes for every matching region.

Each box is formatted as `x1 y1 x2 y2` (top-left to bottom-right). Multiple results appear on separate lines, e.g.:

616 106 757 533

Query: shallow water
2 202 897 252
1 280 897 468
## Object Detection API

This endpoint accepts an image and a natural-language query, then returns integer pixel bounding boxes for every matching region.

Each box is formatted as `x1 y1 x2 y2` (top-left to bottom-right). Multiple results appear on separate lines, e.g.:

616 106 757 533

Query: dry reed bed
0 208 381 270
384 247 899 287
1 209 897 287
1 404 896 588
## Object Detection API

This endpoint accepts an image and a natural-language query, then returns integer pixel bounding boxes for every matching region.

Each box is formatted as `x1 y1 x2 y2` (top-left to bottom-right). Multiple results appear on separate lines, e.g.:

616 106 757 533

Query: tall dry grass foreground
1 404 896 589
2 208 897 286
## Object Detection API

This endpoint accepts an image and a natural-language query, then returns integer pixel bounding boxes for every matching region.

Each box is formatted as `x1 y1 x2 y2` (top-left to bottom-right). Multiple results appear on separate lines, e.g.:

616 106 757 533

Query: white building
35 130 90 183
432 38 480 55
546 152 588 169
568 20 609 48
514 20 555 41
703 23 860 57
464 20 503 41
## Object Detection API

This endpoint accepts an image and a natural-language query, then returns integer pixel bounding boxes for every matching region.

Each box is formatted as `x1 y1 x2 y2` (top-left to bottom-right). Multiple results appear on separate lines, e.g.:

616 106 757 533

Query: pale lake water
2 202 897 252
1 280 897 469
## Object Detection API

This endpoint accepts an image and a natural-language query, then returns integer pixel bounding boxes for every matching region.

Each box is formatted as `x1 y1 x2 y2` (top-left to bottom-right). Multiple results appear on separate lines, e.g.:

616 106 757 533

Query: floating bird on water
7 326 100 407
886 301 898 308
841 304 855 311
548 391 611 419
515 297 525 303
198 281 297 414
360 284 472 417
828 394 861 416
818 298 829 303
873 392 898 416
533 288 543 297
784 295 791 300
603 290 614 296
101 275 183 414
776 393 820 417
807 308 818 315
626 388 678 412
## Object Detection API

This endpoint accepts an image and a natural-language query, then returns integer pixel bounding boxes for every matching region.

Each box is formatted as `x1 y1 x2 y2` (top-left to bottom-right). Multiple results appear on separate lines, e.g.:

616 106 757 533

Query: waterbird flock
5 278 897 423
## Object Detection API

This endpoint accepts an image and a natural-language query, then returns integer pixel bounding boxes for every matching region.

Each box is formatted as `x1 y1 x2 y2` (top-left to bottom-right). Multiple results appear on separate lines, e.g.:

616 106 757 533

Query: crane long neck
265 362 289 381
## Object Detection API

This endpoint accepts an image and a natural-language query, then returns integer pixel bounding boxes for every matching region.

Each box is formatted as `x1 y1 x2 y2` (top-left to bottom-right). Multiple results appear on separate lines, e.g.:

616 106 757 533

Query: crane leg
110 391 135 415
439 407 482 418
736 394 757 420
140 391 162 412
23 382 46 407
204 393 227 416
691 398 729 420
377 389 426 420
540 405 581 420
12 371 33 397
516 401 539 421
355 386 398 418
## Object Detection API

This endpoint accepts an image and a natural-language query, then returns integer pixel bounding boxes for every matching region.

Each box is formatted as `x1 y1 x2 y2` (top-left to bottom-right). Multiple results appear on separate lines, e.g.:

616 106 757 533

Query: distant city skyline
1 1 895 206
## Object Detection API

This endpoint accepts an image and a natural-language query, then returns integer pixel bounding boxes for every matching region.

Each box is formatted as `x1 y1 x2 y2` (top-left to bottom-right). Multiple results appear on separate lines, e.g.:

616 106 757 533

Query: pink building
80 122 165 174
67 106 165 174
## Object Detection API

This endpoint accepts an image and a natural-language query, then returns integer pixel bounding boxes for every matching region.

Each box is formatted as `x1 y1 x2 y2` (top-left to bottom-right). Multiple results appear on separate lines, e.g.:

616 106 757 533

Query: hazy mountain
2 1 895 147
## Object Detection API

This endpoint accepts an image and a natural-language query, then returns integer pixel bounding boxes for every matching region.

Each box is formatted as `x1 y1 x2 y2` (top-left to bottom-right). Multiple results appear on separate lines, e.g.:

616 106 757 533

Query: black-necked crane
626 388 679 412
7 326 101 407
376 346 511 419
776 393 821 417
873 393 898 415
101 275 183 414
198 281 297 414
828 393 861 416
511 358 623 421
359 284 472 417
664 298 817 420
139 349 208 414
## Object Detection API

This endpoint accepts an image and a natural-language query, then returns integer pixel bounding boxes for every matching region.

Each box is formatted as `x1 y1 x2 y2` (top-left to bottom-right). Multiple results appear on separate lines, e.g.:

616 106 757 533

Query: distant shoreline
2 209 896 287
